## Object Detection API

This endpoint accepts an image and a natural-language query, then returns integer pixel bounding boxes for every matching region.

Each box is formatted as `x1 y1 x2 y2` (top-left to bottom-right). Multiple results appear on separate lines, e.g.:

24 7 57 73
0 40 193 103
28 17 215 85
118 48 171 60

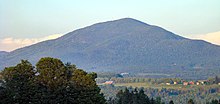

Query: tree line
0 57 106 104
103 86 220 104
107 87 219 104
100 84 219 104
107 87 162 104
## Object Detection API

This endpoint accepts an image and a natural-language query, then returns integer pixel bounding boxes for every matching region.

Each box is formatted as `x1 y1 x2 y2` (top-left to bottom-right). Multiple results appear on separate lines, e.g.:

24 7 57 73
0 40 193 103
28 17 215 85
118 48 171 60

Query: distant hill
0 51 8 60
0 51 8 55
1 18 220 74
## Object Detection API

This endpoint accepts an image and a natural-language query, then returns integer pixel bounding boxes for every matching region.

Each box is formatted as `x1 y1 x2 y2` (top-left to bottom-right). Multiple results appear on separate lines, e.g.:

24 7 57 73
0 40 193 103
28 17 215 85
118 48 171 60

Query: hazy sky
0 0 220 51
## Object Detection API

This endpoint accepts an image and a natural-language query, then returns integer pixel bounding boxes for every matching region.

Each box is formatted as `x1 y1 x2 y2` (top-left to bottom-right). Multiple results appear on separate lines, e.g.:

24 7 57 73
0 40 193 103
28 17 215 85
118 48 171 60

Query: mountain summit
1 18 220 74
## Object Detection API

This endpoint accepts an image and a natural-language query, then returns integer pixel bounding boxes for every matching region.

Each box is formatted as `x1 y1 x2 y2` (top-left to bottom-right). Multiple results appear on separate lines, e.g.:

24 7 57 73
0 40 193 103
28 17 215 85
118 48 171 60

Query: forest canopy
0 57 106 104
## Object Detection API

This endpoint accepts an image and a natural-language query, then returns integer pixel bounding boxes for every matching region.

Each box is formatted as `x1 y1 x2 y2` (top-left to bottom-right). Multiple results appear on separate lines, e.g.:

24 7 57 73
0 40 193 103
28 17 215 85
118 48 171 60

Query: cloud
41 34 63 41
188 31 220 45
0 34 63 52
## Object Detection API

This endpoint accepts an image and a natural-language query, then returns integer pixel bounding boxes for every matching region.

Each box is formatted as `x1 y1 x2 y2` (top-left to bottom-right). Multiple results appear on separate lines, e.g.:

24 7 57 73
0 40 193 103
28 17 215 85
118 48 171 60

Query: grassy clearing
114 83 149 88
114 82 219 90
114 82 185 90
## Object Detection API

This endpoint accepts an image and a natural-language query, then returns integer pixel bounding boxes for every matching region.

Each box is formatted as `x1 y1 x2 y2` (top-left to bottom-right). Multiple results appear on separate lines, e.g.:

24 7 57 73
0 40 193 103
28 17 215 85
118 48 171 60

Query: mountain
0 51 8 55
1 18 220 74
0 51 8 60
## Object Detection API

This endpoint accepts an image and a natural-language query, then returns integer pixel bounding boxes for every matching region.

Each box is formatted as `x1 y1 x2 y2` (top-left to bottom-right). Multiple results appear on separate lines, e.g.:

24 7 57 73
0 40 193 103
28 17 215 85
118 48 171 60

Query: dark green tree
138 88 150 104
151 98 155 104
116 90 124 104
0 60 35 104
169 100 174 104
122 88 131 104
34 57 69 103
155 97 162 104
211 99 219 104
0 71 7 103
214 76 219 84
70 69 106 104
0 57 106 104
188 99 194 104
132 88 138 104
115 88 151 104
36 57 68 89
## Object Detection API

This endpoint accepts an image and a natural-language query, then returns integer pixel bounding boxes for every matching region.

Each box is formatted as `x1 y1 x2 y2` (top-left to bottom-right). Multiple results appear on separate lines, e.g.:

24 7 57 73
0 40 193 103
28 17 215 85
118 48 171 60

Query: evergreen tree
0 60 35 104
0 57 106 104
214 76 219 84
115 88 151 104
155 97 162 104
36 57 68 89
151 98 155 104
188 99 194 104
132 88 138 104
70 69 106 104
169 100 174 104
122 88 131 104
138 88 150 104
116 90 123 104
211 99 218 104
34 57 68 103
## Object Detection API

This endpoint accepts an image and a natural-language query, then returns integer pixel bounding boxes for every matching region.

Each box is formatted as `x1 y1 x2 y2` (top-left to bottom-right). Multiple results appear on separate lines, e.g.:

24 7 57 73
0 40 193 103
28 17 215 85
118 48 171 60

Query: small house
174 82 178 85
166 83 171 85
104 81 114 85
189 81 194 85
183 82 188 85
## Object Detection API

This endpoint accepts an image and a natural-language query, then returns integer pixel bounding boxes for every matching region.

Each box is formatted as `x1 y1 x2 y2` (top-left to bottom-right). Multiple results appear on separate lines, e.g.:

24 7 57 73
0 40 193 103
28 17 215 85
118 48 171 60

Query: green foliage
206 99 219 104
169 100 174 104
210 99 219 104
0 57 106 104
155 97 162 104
70 69 106 104
188 99 194 104
100 83 219 104
36 57 67 89
112 87 157 104
1 60 35 104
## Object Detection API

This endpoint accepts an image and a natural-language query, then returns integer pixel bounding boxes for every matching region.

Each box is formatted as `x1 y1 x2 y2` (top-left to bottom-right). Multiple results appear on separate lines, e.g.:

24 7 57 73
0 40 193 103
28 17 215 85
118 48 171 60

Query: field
113 82 220 91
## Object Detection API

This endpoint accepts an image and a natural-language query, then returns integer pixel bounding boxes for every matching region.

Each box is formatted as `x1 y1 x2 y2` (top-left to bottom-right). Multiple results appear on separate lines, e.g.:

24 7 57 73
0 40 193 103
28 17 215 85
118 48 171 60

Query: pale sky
0 0 220 51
